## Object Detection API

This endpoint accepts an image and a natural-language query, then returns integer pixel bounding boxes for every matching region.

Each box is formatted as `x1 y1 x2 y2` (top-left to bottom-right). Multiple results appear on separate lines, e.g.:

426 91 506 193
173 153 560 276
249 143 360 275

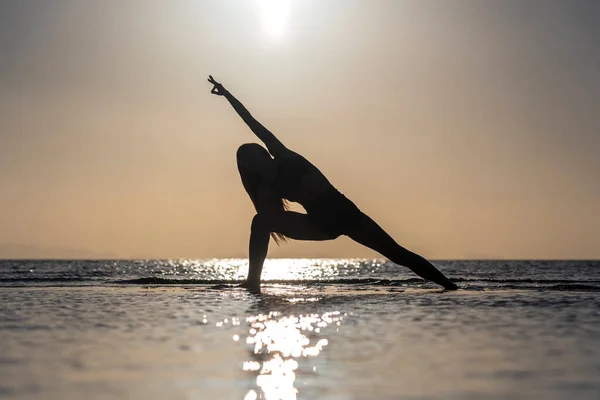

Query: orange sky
1 0 599 259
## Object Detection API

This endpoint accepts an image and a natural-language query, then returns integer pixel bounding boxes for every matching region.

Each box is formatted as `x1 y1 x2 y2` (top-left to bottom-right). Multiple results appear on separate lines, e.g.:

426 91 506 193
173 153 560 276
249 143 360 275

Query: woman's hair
237 144 289 245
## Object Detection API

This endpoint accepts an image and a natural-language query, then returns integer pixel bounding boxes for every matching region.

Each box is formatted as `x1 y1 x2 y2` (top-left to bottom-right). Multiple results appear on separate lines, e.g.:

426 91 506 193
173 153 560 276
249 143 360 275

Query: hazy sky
1 0 599 259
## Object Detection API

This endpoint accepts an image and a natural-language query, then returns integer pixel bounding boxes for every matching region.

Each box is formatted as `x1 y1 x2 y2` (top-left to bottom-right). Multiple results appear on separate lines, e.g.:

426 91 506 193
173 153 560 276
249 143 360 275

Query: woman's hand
237 280 261 294
208 75 226 96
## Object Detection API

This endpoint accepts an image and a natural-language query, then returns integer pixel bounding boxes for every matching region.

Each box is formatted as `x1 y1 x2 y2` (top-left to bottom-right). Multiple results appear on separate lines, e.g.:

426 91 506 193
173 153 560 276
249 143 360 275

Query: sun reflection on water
259 259 364 281
233 310 343 400
153 258 379 282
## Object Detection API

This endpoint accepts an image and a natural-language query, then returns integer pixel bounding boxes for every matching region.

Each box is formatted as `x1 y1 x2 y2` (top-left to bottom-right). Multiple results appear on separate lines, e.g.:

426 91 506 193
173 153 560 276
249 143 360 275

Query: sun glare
256 0 292 41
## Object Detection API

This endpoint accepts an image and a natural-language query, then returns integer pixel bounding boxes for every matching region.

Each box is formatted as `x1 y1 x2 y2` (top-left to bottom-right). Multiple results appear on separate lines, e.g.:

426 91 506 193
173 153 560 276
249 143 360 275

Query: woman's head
236 143 288 245
236 143 274 181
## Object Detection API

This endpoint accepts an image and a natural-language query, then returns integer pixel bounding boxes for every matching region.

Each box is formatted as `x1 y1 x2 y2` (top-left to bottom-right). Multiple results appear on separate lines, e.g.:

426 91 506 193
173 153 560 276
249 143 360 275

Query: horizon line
0 257 599 262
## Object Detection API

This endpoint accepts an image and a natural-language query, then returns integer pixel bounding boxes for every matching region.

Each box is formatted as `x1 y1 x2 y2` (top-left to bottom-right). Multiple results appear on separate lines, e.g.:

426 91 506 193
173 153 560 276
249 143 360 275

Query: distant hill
0 243 120 259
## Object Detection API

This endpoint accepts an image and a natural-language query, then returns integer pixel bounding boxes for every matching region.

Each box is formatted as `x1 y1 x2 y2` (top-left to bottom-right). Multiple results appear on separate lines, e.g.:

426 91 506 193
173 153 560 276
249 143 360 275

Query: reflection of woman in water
208 75 457 292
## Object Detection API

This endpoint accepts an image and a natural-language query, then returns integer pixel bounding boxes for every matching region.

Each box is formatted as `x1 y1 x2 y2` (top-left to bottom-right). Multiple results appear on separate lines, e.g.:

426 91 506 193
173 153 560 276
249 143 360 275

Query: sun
256 0 292 41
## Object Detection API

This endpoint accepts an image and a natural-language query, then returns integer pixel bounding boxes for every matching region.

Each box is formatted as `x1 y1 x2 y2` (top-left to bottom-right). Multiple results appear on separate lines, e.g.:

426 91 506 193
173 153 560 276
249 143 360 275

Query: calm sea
1 259 599 399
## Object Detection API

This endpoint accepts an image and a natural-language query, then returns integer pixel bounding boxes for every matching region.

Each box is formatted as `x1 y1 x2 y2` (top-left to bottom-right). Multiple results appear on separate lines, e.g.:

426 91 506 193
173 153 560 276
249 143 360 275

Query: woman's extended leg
244 211 338 292
344 213 457 290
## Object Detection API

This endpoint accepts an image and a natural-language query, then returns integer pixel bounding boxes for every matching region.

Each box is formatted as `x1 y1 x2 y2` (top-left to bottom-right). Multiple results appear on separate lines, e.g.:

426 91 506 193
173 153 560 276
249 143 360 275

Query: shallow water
1 259 599 399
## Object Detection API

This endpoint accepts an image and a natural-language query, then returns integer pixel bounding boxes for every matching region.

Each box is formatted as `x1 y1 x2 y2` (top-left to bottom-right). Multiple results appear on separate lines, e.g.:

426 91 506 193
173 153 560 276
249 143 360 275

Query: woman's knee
251 213 270 233
252 212 287 234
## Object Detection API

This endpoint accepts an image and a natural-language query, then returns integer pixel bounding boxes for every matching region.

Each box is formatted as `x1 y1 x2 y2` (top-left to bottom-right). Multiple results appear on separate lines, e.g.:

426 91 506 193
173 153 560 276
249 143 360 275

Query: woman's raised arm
208 75 288 158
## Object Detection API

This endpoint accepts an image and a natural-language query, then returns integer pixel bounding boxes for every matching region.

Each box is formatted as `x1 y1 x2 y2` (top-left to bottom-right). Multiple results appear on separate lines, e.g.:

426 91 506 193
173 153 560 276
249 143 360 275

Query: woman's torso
270 151 332 206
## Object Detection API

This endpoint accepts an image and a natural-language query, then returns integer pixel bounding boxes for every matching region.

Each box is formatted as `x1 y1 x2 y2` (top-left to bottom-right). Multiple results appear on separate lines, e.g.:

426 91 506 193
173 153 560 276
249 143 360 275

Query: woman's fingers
208 75 224 95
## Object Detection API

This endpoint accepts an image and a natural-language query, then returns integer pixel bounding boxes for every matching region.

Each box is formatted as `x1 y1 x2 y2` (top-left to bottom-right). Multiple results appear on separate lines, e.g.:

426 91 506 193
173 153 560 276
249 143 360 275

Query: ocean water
1 259 599 400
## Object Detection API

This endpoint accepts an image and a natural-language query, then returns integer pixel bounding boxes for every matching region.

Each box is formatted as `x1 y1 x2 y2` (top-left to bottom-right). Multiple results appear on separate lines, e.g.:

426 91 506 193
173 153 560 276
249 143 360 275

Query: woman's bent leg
344 213 457 290
244 212 339 292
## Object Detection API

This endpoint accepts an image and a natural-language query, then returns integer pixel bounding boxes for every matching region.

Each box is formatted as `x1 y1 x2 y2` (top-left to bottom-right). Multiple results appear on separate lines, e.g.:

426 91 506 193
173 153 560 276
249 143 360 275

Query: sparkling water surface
1 259 599 399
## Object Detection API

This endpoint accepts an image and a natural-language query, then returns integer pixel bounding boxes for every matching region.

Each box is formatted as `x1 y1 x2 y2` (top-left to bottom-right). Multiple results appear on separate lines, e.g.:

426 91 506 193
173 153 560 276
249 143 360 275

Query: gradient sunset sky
1 0 598 259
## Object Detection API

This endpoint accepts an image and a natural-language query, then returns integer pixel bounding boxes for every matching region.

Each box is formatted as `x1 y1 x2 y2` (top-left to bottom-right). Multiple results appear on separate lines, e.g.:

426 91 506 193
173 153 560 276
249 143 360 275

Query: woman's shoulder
276 148 309 163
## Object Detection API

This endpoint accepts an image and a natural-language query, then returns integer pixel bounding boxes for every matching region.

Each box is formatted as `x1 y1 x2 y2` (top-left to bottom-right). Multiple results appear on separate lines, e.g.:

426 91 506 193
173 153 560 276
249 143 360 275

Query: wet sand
1 284 599 399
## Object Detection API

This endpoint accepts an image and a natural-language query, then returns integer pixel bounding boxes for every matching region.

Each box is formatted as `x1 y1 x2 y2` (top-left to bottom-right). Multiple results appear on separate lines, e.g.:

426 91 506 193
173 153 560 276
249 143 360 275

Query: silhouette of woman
208 75 457 292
